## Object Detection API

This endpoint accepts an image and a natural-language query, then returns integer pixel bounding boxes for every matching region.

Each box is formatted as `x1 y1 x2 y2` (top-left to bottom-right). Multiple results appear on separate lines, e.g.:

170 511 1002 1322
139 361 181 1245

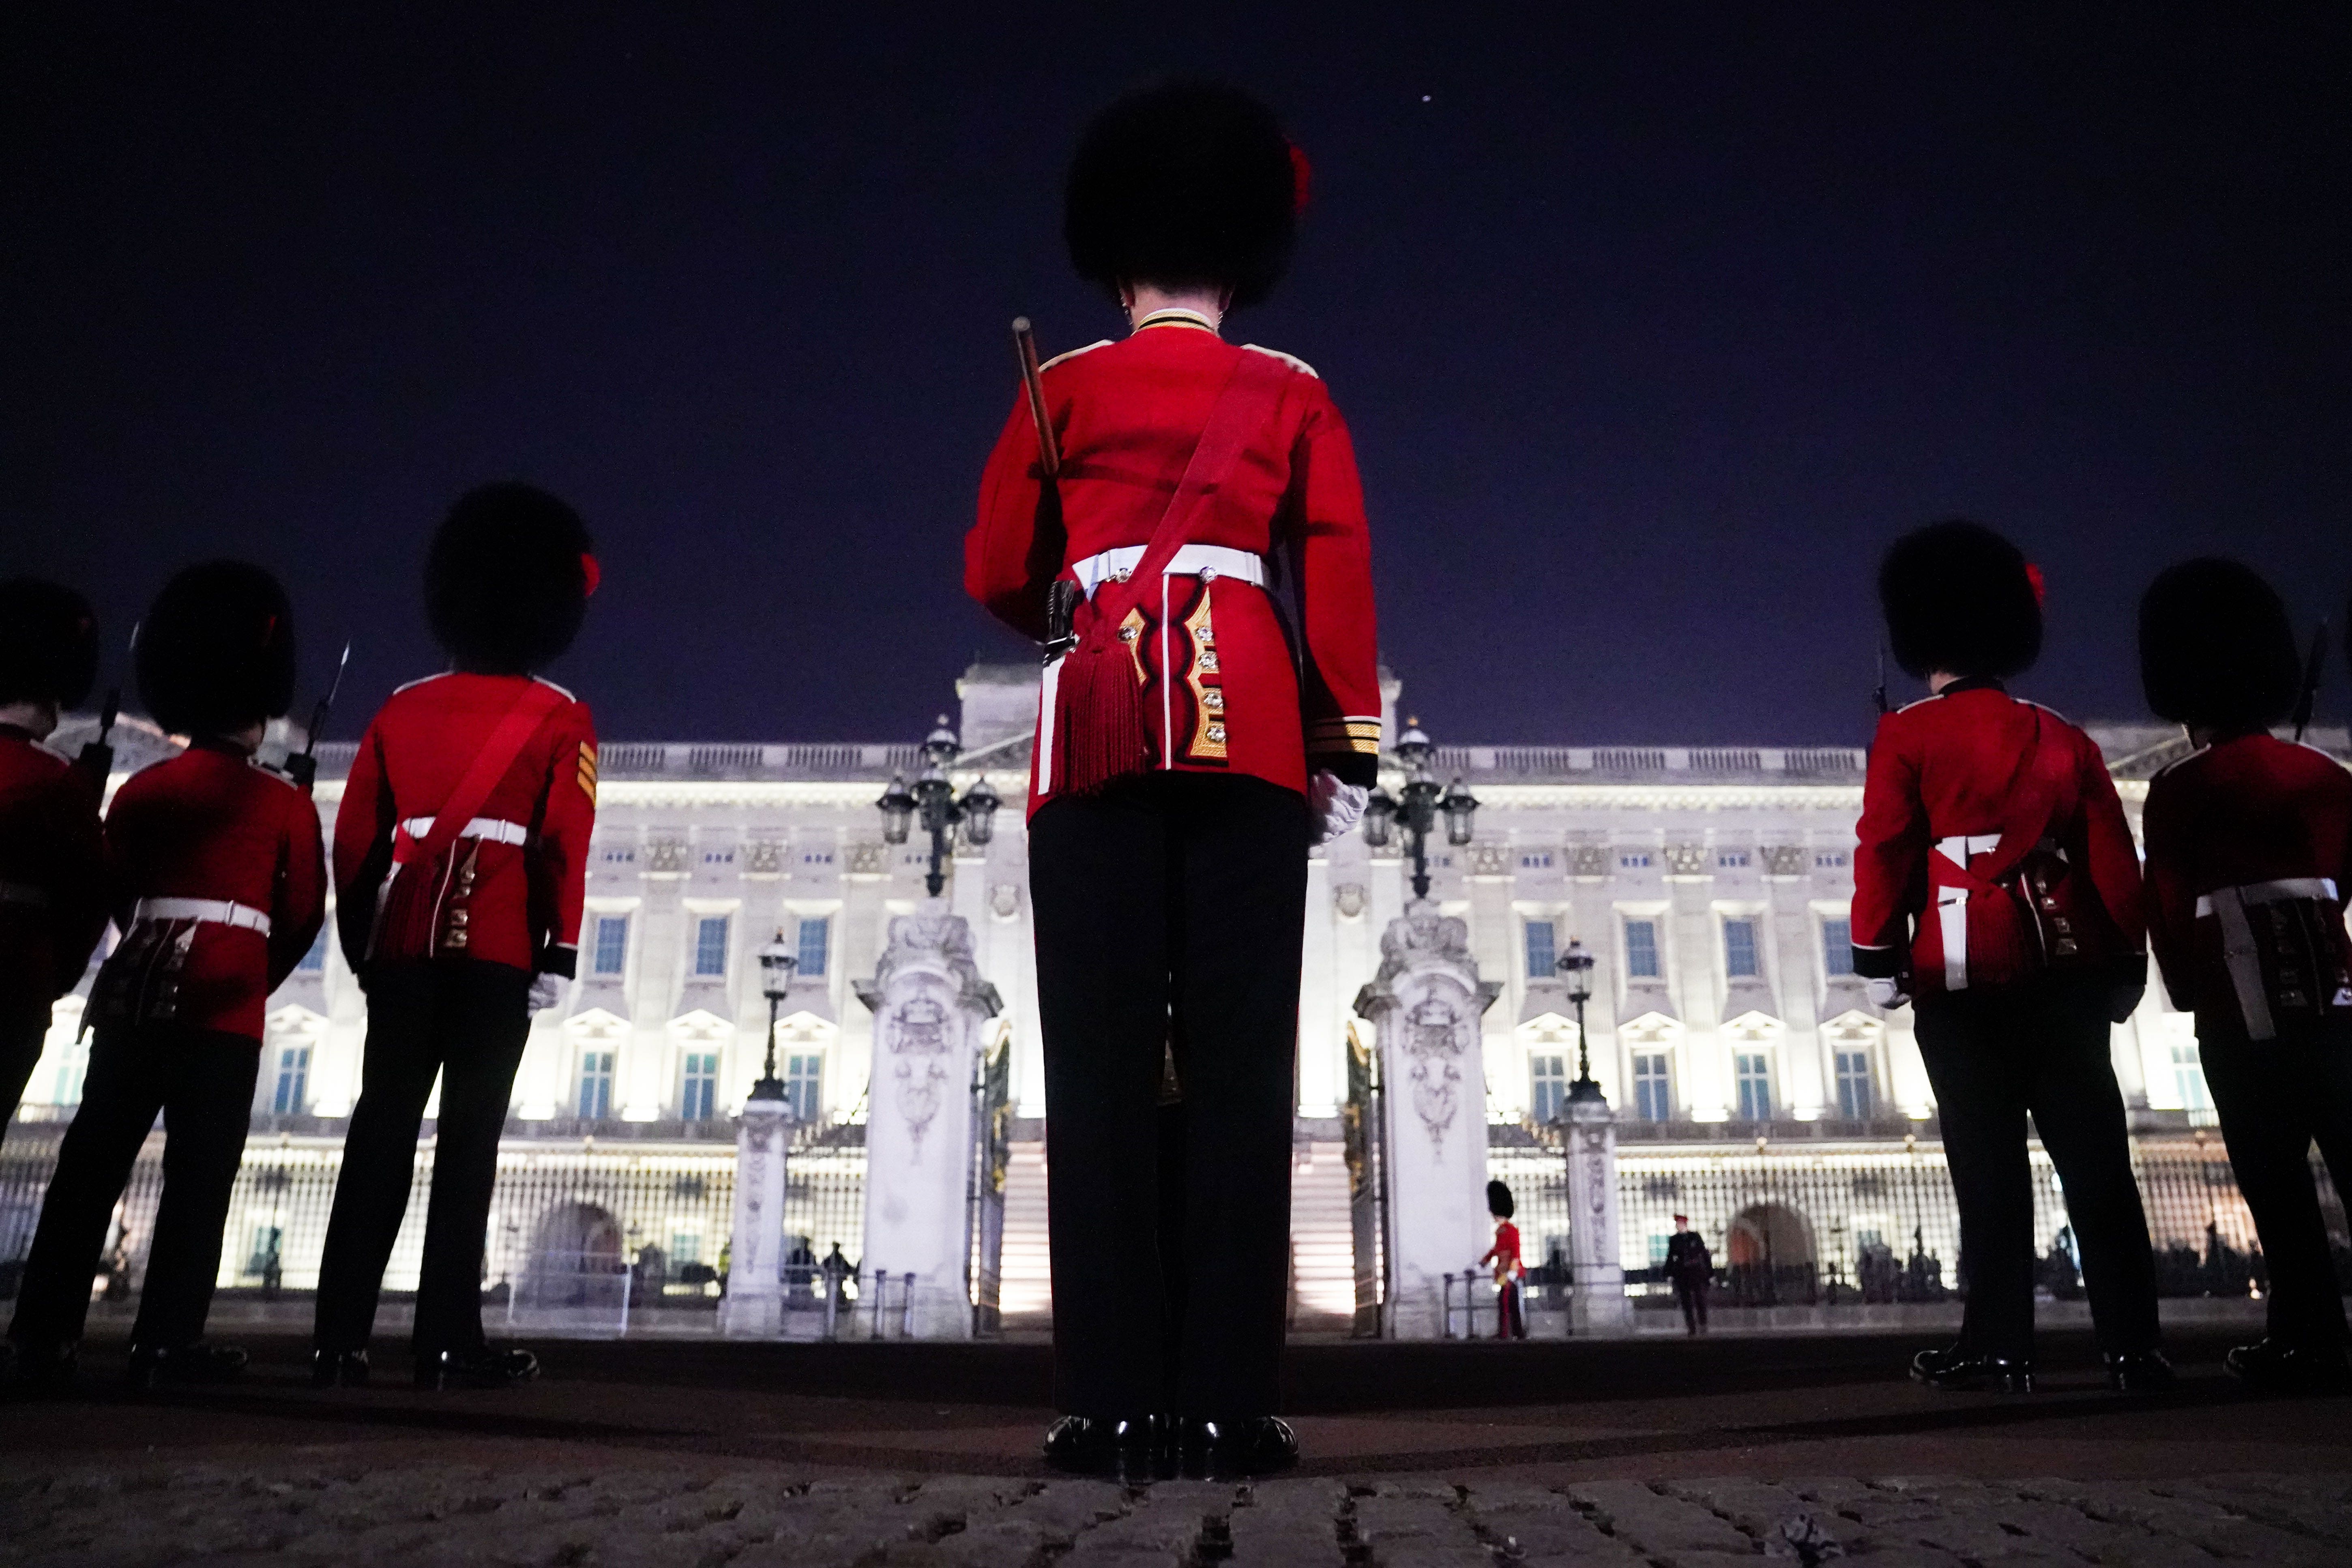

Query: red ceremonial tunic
2141 732 2352 1023
1482 1219 1524 1281
1851 680 2144 993
100 742 326 1042
334 672 597 977
966 312 1382 812
0 727 108 1015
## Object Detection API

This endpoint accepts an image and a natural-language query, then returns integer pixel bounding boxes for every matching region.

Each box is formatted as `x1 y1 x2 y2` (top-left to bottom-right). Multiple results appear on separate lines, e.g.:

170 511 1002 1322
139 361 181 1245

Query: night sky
8 6 2347 747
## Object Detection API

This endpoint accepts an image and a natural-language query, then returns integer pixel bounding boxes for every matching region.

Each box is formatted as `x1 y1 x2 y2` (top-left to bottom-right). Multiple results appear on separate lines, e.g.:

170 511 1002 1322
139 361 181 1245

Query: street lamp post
1556 937 1601 1103
1359 718 1478 900
877 716 1002 898
753 933 800 1104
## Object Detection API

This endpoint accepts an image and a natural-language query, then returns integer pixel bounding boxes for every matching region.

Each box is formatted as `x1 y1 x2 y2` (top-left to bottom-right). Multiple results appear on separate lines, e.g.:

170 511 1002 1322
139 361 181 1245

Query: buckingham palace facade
8 665 2322 1325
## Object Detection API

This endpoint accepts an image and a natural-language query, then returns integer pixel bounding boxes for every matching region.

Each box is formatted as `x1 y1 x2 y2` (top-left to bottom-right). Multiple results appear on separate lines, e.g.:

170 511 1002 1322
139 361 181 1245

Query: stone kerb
1353 901 1503 1338
855 901 1003 1339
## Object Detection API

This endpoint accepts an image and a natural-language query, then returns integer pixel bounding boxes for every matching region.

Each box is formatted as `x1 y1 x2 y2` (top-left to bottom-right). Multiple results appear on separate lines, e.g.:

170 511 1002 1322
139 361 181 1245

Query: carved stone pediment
645 838 688 875
1569 844 1609 877
1759 845 1807 877
1663 843 1708 876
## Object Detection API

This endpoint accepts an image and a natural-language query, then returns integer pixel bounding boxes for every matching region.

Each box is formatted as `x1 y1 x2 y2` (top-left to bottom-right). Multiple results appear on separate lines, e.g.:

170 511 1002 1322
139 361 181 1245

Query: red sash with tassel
1052 351 1292 797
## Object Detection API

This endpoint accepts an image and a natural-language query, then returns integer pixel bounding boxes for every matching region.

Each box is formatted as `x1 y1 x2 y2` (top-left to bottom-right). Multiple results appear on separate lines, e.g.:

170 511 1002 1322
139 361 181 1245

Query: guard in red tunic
1480 1180 1527 1340
312 482 597 1391
0 579 109 1135
8 562 324 1388
1851 520 2168 1394
2139 558 2352 1393
967 81 1379 1479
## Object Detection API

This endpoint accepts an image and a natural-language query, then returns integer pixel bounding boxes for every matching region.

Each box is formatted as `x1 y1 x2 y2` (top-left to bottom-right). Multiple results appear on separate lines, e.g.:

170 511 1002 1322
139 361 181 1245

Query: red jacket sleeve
528 701 597 978
2076 731 2147 959
1850 714 1925 979
332 714 398 972
1287 384 1382 787
965 395 1059 642
268 791 328 993
2139 770 2196 1010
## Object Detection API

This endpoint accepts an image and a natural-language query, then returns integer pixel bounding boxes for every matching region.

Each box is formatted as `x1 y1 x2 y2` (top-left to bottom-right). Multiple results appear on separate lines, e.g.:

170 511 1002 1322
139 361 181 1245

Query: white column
717 1091 791 1336
1564 1088 1632 1335
622 874 684 1120
854 900 1003 1338
1352 901 1501 1338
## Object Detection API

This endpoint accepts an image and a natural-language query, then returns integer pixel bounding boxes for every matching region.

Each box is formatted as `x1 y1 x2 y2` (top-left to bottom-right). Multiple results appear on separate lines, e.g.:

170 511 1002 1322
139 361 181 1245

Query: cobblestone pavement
7 1465 2352 1567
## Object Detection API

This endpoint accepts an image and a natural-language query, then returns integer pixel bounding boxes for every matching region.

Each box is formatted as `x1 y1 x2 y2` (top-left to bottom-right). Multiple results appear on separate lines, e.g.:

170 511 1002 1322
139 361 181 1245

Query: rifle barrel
1011 318 1062 478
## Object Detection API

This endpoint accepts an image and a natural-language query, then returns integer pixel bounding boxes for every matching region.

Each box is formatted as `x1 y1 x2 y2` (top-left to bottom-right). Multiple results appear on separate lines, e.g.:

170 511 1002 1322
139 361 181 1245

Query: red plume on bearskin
1289 143 1313 214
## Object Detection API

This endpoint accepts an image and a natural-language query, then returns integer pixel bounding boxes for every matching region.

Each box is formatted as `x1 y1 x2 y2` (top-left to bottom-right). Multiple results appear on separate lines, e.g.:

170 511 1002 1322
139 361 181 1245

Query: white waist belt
2194 877 2337 919
133 897 271 936
2197 877 2339 1042
1936 833 2066 867
1072 544 1267 598
0 879 48 910
400 816 531 847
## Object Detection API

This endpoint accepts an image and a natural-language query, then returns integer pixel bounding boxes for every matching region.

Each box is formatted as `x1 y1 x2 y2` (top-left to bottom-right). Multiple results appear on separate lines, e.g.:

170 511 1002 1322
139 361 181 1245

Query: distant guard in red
2139 558 2352 1394
0 579 109 1137
312 483 598 1392
9 562 324 1389
1851 520 2168 1396
968 80 1380 1480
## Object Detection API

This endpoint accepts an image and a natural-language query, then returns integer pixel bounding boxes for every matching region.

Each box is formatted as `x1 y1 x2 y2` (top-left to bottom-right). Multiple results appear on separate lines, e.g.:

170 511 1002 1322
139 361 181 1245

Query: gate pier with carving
854 901 1004 1338
1352 901 1503 1338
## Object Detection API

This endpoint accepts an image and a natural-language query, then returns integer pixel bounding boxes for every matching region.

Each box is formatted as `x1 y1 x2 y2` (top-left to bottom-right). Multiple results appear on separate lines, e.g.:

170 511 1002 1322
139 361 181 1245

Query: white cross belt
399 816 532 847
132 897 272 936
1071 544 1267 598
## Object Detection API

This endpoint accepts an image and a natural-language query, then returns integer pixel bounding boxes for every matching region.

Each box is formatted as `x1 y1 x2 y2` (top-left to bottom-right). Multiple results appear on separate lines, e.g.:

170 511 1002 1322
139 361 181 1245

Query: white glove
1865 976 1909 1011
528 972 565 1014
1309 770 1370 846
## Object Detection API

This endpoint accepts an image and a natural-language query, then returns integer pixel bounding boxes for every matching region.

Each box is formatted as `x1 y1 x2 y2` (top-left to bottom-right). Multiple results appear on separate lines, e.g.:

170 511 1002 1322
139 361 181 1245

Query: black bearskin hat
137 561 297 737
1487 1179 1515 1220
426 482 593 674
2138 559 2300 732
1878 519 2043 681
0 578 100 709
1065 79 1302 311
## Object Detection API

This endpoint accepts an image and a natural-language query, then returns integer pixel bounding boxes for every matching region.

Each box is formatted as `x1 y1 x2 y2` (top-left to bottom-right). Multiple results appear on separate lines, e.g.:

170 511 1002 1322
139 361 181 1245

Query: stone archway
521 1201 626 1309
1726 1201 1817 1306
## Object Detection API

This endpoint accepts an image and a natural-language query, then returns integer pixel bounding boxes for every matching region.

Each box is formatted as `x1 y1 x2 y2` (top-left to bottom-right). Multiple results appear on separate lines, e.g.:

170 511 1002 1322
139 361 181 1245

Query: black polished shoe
415 1345 540 1390
1909 1344 2033 1393
1181 1415 1299 1479
2104 1348 2176 1395
126 1341 249 1390
2226 1337 2352 1395
1041 1414 1171 1480
310 1349 370 1389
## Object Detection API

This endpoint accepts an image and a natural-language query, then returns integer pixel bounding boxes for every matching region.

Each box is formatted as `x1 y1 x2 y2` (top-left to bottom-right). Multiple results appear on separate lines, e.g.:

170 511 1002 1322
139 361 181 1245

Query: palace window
271 1045 310 1116
1618 852 1652 870
1524 920 1557 981
2171 1038 2212 1119
784 1052 824 1123
296 928 328 972
1734 1052 1773 1121
796 916 830 978
693 916 730 978
1633 1051 1672 1121
245 1226 283 1279
1822 917 1854 977
50 1039 89 1107
592 915 629 976
670 1230 703 1266
1529 1051 1568 1124
680 1051 720 1122
1815 851 1849 869
577 1050 616 1119
1717 850 1751 869
1625 919 1661 979
1834 1048 1875 1120
1519 852 1554 870
1723 918 1761 979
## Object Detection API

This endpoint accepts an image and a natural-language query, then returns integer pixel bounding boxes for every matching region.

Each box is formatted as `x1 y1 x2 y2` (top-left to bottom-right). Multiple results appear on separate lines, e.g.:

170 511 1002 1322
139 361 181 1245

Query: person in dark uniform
2139 559 2352 1393
0 579 109 1137
966 81 1380 1479
1664 1214 1712 1336
1480 1180 1527 1340
1852 520 2169 1394
8 562 324 1388
312 482 598 1391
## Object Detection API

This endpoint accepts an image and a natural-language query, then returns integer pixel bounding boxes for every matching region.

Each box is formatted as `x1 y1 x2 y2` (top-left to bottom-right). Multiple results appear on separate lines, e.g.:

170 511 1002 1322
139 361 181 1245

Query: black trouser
1914 974 2160 1360
8 1024 259 1350
1676 1282 1708 1334
1028 771 1310 1418
1 1001 48 1137
2197 1011 2352 1350
314 960 531 1357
